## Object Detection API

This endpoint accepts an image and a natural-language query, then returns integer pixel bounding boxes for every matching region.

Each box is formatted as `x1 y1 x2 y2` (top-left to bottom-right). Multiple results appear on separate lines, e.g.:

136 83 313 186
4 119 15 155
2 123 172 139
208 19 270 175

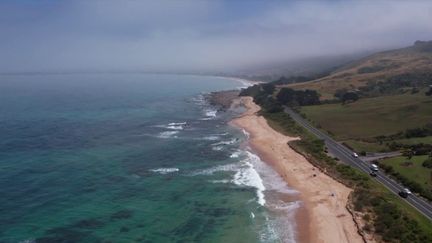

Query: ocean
0 73 299 242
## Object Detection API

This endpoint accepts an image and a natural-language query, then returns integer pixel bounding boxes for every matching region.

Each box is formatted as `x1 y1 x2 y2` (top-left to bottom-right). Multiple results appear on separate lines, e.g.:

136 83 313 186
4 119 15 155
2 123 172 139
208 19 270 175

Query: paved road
284 107 432 221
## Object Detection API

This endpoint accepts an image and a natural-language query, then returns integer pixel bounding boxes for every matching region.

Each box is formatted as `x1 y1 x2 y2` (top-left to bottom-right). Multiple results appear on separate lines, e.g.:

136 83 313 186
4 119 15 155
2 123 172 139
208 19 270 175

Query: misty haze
1 1 431 75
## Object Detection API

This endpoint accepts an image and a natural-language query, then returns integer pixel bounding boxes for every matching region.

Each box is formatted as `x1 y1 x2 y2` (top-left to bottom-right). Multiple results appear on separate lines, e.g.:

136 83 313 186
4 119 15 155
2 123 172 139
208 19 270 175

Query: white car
352 152 359 158
370 164 379 172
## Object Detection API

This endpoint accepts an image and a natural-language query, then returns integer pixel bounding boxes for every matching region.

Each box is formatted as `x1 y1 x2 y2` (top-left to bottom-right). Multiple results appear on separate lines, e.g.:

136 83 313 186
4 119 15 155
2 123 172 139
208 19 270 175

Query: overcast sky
1 0 431 73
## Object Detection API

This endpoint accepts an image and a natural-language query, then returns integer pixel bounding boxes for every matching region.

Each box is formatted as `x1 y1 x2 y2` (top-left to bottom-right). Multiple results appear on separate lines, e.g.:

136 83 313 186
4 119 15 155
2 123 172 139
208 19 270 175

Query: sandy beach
231 97 364 243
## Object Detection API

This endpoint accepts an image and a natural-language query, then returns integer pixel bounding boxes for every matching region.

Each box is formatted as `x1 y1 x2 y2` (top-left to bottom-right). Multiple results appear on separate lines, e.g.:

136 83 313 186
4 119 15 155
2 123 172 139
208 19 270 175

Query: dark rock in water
72 218 105 229
37 227 91 243
36 218 105 242
110 209 134 220
207 90 240 111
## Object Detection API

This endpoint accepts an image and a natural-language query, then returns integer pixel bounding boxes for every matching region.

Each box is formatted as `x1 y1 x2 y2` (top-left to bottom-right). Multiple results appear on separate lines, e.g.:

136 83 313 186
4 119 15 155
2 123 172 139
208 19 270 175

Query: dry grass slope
286 41 432 99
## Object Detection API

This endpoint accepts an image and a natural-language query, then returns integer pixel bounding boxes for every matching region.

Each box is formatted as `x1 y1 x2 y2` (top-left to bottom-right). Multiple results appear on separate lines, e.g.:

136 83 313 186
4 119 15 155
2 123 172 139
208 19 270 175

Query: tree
422 158 432 168
276 88 320 106
334 88 348 99
276 88 297 105
426 86 432 96
341 92 359 103
261 83 275 94
402 149 414 160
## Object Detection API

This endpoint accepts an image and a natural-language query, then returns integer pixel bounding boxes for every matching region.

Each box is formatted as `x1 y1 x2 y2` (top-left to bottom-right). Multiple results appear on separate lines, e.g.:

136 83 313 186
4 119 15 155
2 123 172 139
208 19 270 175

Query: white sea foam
233 151 266 206
150 168 179 174
261 200 300 243
235 149 299 242
242 129 250 139
212 138 238 146
191 150 267 206
191 94 205 104
212 146 224 151
158 131 179 138
155 122 187 130
199 109 218 120
168 122 187 126
209 179 230 184
205 109 217 117
191 163 240 176
202 135 220 141
229 151 242 158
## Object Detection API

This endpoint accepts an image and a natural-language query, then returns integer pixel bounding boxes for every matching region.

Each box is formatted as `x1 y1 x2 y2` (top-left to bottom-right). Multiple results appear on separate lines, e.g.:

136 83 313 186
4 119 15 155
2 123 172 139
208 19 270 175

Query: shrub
276 88 320 106
422 158 432 168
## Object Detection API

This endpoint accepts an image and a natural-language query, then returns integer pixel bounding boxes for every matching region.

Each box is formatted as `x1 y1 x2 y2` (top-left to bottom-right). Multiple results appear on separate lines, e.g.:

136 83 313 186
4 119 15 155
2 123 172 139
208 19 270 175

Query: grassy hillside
286 41 432 99
300 92 432 142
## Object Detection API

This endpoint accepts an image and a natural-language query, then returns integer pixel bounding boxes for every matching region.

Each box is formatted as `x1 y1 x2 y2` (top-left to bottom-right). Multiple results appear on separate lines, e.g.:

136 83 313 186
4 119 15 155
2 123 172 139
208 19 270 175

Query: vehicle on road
352 152 359 158
399 188 412 198
370 163 379 172
370 171 377 177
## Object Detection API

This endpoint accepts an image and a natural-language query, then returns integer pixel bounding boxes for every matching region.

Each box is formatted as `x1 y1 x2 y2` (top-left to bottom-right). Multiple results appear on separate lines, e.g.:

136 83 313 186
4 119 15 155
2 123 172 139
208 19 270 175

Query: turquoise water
0 74 298 242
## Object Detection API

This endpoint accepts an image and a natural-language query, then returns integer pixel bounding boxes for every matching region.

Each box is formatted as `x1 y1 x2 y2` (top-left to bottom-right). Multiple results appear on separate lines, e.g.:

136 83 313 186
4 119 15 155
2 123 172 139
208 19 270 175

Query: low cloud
0 0 431 73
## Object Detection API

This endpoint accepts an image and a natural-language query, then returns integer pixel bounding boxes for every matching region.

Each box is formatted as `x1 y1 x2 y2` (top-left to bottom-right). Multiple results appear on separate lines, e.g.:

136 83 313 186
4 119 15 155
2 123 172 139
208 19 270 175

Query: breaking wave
191 150 266 206
158 131 179 138
150 168 180 174
155 122 187 130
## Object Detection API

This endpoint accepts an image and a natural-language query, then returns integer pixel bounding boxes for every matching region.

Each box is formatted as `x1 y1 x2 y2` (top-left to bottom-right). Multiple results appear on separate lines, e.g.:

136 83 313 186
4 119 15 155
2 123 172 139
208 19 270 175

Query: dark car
369 171 377 177
398 188 412 198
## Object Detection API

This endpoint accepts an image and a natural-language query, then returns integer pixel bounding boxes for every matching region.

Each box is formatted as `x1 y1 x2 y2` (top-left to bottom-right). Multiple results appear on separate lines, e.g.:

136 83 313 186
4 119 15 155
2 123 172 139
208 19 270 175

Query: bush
422 158 432 168
276 88 320 106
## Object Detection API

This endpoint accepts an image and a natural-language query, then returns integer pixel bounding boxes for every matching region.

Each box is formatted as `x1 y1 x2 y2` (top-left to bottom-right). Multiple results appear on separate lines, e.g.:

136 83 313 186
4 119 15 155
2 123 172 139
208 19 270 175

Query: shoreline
230 97 364 243
212 75 263 88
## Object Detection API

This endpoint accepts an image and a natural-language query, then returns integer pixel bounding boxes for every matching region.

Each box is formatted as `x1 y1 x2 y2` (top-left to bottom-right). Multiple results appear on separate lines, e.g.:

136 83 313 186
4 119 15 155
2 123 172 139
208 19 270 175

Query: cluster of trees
276 88 320 106
388 143 432 156
334 89 359 103
422 157 432 169
376 123 432 143
239 83 282 113
404 123 432 138
240 82 321 112
357 72 432 97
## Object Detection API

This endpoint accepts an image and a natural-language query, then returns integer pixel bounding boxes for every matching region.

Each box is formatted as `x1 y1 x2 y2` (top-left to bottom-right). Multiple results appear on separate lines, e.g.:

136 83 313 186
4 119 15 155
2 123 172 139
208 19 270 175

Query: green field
380 155 432 192
343 140 390 153
395 136 432 145
301 92 432 142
